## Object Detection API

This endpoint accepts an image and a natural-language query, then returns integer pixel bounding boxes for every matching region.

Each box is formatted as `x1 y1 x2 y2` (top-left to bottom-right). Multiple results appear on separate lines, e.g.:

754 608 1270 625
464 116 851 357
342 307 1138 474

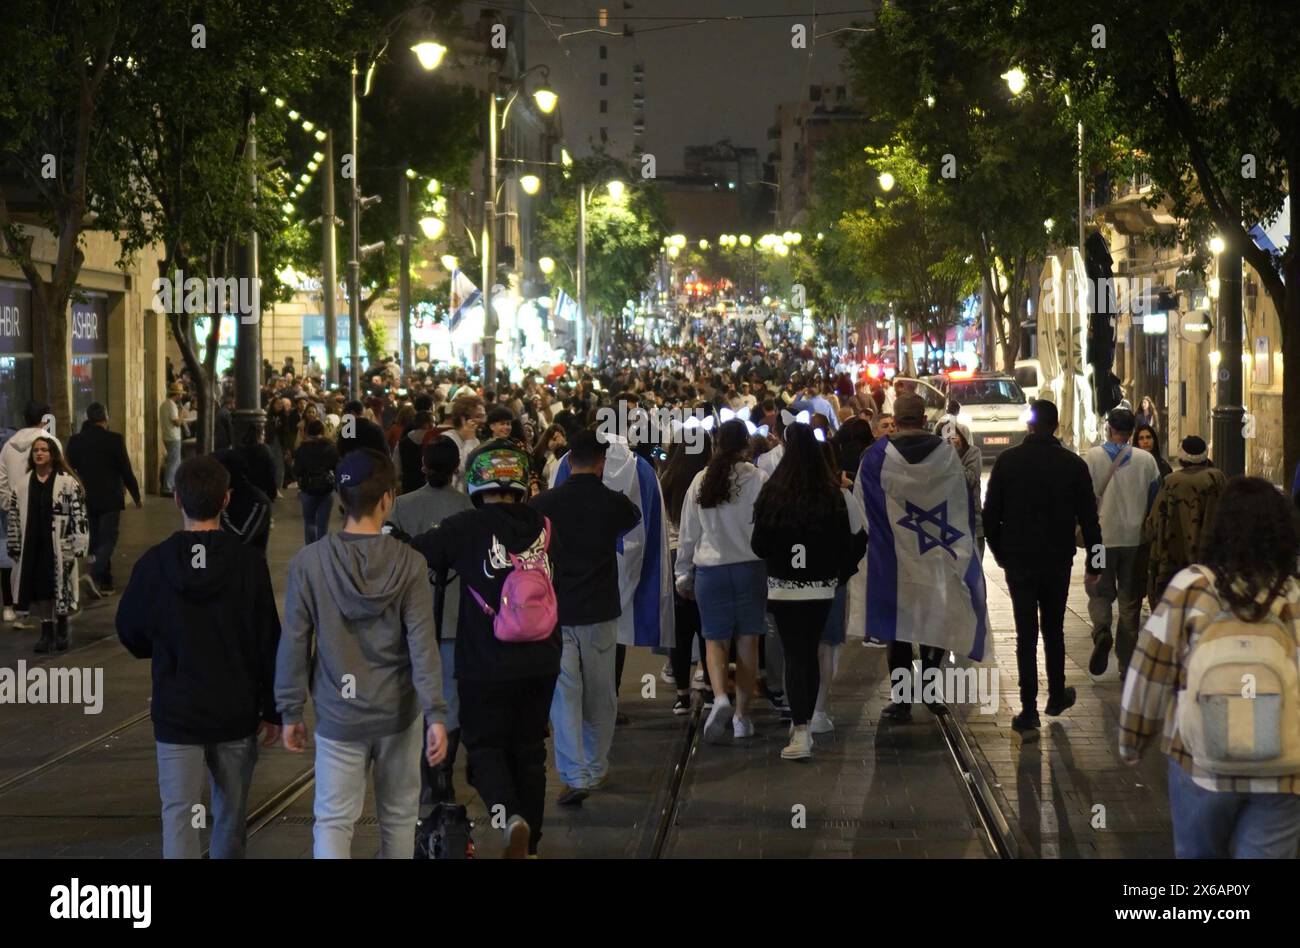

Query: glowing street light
878 171 895 192
538 256 555 275
418 216 445 240
1002 67 1027 96
411 41 448 71
440 254 459 271
739 234 752 247
532 85 559 114
1209 234 1226 255
519 173 541 195
606 179 626 202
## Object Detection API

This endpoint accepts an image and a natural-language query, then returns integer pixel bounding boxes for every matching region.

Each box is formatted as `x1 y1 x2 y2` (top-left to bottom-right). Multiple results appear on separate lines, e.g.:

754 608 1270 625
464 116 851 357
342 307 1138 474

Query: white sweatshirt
674 462 768 593
1085 443 1161 548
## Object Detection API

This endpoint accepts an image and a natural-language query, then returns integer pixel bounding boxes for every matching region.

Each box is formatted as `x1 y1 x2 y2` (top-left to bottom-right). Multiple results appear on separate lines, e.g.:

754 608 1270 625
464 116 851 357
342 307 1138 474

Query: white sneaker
732 714 754 739
703 697 734 744
810 711 834 735
659 662 675 686
2 606 14 623
781 725 813 760
12 612 32 629
862 637 887 648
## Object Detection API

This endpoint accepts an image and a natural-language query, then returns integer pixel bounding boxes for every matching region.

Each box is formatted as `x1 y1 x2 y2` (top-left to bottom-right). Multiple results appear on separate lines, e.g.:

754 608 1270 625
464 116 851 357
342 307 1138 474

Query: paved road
0 485 1174 858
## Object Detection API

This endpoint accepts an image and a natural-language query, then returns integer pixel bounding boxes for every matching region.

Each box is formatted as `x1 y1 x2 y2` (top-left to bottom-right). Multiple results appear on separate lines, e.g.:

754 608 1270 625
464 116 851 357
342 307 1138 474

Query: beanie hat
1179 435 1208 465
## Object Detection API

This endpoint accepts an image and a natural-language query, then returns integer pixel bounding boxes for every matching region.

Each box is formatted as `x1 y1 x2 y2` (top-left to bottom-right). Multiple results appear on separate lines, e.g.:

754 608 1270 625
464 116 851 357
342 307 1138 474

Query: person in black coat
983 400 1103 734
235 424 279 502
65 402 141 594
337 399 388 458
213 450 272 552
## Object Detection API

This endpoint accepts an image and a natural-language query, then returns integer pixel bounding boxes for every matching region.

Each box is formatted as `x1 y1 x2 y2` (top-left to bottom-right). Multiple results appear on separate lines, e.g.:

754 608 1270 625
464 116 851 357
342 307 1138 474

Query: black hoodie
116 531 281 744
411 502 561 683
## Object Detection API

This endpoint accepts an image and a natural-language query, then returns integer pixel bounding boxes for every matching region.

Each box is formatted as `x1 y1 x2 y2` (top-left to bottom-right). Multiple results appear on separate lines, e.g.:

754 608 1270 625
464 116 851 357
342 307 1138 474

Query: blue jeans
299 491 332 544
549 620 618 789
156 736 258 859
1167 759 1300 858
87 510 120 587
162 440 182 492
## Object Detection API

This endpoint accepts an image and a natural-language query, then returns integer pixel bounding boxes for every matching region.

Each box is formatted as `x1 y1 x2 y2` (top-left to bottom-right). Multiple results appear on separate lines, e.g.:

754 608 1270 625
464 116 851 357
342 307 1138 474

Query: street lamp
440 254 458 271
538 256 555 275
1209 234 1226 256
1001 67 1027 96
519 173 541 195
878 171 896 192
411 41 448 71
606 179 626 203
418 216 445 240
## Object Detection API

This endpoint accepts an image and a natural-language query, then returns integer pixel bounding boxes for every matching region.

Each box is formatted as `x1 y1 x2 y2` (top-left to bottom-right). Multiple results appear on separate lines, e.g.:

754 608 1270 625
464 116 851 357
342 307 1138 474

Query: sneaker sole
780 748 812 760
703 704 734 744
504 819 530 859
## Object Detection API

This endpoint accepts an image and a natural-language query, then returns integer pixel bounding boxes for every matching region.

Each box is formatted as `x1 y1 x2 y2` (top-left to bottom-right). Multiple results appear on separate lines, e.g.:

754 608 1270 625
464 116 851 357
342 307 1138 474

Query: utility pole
398 171 412 374
577 181 587 365
322 129 338 389
233 115 264 445
347 59 362 401
482 64 500 385
1212 227 1245 475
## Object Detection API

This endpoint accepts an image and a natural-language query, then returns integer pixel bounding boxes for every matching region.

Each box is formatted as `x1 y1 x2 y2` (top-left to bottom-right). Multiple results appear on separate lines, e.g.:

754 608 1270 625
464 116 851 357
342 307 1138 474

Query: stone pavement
0 484 1176 859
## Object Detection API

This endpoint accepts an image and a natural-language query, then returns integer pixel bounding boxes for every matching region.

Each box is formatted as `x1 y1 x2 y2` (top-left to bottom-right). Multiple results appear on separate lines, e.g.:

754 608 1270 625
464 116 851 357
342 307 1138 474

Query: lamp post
1211 231 1245 475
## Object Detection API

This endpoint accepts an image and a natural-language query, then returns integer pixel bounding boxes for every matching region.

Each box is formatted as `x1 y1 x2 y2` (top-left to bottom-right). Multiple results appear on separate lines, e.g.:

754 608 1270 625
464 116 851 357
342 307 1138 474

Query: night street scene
1 0 1298 930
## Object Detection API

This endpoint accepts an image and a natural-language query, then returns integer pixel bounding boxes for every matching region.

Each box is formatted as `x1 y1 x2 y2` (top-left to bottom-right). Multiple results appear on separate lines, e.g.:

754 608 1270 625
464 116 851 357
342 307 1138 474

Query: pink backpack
467 518 558 643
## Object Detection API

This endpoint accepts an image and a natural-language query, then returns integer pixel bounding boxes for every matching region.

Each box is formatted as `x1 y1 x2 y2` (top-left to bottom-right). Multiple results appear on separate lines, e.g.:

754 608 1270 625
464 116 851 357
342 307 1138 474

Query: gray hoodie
275 532 445 741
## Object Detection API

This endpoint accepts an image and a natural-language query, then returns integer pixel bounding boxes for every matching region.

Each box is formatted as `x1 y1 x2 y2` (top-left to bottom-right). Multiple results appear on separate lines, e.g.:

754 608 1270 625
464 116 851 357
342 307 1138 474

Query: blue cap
335 450 378 488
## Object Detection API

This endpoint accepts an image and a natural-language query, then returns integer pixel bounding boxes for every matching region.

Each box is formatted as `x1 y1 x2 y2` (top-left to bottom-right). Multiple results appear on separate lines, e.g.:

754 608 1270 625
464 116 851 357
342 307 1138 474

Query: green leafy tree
983 0 1300 475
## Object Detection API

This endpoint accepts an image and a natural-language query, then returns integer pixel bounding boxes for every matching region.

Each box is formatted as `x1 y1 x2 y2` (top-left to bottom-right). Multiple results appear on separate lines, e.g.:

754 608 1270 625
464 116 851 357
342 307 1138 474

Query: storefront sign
0 283 33 354
71 293 109 355
1179 309 1213 344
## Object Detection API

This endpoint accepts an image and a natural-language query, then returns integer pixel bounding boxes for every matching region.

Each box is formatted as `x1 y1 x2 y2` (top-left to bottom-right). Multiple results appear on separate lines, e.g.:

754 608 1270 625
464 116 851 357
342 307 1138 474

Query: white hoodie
674 462 767 593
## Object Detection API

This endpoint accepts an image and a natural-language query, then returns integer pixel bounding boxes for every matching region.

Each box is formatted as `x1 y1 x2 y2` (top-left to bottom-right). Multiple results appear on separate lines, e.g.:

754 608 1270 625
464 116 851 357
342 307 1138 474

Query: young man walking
67 401 142 596
116 456 281 858
531 430 641 804
276 449 447 858
984 400 1102 732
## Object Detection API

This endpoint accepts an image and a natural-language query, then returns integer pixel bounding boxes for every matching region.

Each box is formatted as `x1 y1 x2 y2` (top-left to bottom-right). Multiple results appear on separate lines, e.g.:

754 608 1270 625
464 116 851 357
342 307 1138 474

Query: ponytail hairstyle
697 418 751 509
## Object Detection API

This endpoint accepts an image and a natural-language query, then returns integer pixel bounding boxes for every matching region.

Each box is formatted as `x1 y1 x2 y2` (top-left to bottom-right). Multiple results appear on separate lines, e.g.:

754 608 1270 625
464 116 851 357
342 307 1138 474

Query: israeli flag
847 437 988 660
552 438 674 648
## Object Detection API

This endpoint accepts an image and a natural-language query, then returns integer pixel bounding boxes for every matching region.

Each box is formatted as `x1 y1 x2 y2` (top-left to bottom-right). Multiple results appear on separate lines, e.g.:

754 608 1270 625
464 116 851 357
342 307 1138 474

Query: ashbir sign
72 293 109 355
0 283 33 355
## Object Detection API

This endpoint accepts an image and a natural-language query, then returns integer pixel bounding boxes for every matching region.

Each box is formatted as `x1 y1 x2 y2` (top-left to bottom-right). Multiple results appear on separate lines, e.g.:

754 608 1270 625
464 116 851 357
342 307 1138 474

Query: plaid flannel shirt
1118 564 1300 794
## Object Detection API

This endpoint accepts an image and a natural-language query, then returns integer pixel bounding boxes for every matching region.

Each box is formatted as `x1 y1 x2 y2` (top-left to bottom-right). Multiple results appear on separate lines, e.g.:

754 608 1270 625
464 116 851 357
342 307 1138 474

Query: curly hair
1201 477 1300 621
697 419 750 509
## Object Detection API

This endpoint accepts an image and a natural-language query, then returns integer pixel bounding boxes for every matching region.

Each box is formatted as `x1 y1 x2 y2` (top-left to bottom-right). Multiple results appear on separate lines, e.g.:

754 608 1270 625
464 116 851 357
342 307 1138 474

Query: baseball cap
894 393 926 426
336 449 381 488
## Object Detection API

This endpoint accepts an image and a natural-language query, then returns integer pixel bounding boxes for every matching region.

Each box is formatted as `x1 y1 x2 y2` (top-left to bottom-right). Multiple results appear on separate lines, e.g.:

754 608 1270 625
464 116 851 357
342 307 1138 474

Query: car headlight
1019 405 1033 425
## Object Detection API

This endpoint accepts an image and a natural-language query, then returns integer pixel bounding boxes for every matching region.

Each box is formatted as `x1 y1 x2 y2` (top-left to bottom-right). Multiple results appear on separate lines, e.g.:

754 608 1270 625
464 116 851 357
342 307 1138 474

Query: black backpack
414 803 475 860
300 466 335 496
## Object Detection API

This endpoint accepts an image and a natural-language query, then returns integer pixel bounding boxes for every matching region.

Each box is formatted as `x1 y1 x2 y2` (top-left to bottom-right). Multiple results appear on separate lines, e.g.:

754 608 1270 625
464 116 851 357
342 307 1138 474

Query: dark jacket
337 416 388 458
983 432 1102 573
215 451 272 551
529 473 641 625
213 407 235 453
293 438 340 496
66 422 141 513
751 489 864 591
237 442 279 501
116 530 281 744
398 427 434 495
411 502 560 683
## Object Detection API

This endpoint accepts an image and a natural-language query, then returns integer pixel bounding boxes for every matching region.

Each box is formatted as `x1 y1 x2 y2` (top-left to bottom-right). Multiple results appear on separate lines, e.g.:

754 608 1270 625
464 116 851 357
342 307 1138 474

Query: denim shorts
695 560 768 641
821 584 847 646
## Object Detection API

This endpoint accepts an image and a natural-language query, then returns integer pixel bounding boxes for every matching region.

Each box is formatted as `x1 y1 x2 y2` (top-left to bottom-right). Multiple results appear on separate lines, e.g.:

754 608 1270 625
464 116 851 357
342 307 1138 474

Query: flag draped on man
552 437 675 648
847 436 988 660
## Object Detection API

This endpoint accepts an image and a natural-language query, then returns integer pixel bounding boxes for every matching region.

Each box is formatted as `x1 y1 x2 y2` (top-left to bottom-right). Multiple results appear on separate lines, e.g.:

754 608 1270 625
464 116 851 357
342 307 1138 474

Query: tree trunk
32 281 74 441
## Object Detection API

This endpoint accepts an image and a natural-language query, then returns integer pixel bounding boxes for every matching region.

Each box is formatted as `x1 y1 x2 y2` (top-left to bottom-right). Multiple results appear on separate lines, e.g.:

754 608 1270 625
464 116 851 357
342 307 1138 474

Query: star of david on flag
896 499 964 558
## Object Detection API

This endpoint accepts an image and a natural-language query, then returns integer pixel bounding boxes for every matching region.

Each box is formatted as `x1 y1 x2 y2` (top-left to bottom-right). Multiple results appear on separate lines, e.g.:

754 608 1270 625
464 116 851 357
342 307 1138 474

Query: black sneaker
671 695 690 715
880 702 912 722
557 786 589 807
701 689 715 710
1045 687 1076 717
767 690 789 714
1089 631 1112 676
1011 708 1041 732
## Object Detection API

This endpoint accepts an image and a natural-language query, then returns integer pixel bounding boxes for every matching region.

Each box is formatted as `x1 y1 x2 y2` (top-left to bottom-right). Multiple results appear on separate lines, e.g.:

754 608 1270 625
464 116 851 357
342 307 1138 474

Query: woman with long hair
7 436 89 653
660 429 713 713
674 419 768 744
1121 477 1300 857
531 424 568 491
1135 424 1172 480
940 417 984 559
752 424 866 759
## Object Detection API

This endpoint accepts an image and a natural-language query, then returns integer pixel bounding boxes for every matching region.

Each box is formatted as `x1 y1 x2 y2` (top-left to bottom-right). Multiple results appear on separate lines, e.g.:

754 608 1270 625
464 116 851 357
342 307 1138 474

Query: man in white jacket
1082 407 1160 680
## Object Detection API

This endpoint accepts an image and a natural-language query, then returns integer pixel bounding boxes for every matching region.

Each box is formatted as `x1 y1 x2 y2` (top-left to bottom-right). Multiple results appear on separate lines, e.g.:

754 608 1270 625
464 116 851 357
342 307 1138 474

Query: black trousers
670 587 706 688
615 644 626 693
1004 563 1072 711
887 640 946 702
458 674 558 854
769 599 833 726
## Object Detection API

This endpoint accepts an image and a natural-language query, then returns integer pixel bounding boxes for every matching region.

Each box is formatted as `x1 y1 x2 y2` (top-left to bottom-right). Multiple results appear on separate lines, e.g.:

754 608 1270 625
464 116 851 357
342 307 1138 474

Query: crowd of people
5 316 1300 861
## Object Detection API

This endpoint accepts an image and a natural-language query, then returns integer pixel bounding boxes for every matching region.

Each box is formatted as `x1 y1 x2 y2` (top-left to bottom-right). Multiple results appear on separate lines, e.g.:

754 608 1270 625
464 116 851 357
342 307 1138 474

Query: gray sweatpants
156 736 258 859
550 620 618 789
313 714 423 859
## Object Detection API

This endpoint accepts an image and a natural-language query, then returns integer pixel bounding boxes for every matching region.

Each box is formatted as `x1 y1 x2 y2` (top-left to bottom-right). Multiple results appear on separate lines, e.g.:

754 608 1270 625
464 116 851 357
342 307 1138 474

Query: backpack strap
1096 445 1131 502
540 516 552 553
